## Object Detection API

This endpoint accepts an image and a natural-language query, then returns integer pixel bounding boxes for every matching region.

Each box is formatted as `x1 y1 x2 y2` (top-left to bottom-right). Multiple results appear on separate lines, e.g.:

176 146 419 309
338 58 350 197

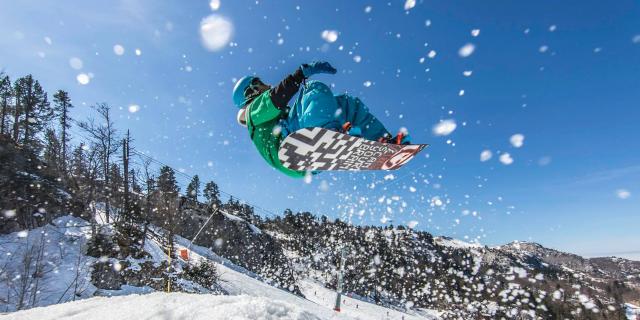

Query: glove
301 61 337 78
348 126 362 137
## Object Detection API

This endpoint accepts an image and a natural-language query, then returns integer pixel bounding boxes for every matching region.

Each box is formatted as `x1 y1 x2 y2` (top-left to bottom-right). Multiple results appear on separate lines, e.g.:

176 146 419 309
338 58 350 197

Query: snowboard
278 127 428 171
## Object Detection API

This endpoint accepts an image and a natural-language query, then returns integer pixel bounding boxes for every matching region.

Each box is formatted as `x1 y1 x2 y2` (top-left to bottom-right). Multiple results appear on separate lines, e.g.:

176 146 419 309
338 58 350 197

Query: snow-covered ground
1 215 440 319
1 293 326 320
169 234 440 319
0 216 96 312
627 303 640 320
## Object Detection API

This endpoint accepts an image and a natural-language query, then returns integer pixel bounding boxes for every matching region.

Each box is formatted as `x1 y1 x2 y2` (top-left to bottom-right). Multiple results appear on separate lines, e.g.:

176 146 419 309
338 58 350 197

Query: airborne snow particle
304 171 313 184
364 6 372 13
471 29 480 37
458 43 475 57
135 48 142 56
44 36 52 45
510 134 525 148
277 38 284 45
499 153 514 165
427 50 437 58
407 220 418 228
458 90 465 96
463 70 473 77
113 262 122 272
200 15 234 51
69 57 83 70
209 0 221 11
593 47 602 53
321 30 339 43
76 73 90 85
128 104 140 113
549 25 557 32
616 189 631 199
319 180 329 192
538 156 552 166
539 45 549 53
432 119 457 136
425 19 432 27
113 44 125 56
431 196 443 207
480 150 492 162
363 81 372 87
633 35 640 44
353 55 362 63
404 0 416 10
3 209 16 218
17 230 28 238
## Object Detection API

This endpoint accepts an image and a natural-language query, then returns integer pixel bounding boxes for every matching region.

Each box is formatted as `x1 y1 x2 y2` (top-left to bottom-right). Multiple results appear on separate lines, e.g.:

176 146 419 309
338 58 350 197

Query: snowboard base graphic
278 128 428 171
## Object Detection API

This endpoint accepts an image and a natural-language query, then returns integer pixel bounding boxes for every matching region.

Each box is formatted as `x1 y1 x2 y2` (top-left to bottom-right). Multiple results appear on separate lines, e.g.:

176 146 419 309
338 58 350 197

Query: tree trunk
61 107 67 175
13 95 20 142
1 96 7 135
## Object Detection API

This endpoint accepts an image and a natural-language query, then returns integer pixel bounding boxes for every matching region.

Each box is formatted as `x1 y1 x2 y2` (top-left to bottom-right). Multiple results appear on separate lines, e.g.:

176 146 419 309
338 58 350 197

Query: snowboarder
232 61 410 178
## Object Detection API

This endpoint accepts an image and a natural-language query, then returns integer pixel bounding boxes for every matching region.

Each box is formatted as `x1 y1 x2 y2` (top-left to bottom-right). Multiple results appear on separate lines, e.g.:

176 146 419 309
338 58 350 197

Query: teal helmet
232 76 256 108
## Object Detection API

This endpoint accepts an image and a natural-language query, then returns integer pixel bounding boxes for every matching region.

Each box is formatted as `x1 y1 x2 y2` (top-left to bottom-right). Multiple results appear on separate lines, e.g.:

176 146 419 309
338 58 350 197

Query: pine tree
203 181 221 208
70 144 88 178
157 166 179 194
186 175 200 202
12 77 22 142
53 90 73 174
16 75 51 151
0 73 12 135
43 128 61 175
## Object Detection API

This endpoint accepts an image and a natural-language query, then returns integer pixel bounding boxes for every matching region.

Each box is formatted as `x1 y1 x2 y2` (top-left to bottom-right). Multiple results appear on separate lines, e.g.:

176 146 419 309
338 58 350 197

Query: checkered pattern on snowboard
278 127 402 171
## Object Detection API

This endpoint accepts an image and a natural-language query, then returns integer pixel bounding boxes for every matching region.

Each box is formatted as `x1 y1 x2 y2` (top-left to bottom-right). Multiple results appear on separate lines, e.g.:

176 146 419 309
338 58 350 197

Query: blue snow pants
283 80 390 140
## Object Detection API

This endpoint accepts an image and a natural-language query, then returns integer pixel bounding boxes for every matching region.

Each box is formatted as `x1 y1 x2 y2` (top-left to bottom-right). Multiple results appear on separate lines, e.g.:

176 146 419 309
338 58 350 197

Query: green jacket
245 90 306 178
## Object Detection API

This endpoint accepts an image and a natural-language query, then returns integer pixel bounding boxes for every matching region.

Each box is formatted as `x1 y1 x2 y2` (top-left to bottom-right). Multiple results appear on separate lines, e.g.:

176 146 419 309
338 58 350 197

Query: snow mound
2 292 322 320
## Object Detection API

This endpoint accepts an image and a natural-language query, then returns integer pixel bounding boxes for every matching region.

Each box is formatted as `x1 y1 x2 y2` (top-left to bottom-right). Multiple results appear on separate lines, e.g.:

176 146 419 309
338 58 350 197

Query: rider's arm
269 68 305 110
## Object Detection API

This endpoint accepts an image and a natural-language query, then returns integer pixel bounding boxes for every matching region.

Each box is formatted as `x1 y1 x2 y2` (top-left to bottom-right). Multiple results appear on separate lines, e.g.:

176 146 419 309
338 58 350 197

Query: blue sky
1 0 639 259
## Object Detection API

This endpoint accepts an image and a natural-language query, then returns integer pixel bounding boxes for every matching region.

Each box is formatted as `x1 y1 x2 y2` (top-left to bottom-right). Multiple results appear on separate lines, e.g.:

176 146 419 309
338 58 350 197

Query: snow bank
0 216 97 312
2 292 322 320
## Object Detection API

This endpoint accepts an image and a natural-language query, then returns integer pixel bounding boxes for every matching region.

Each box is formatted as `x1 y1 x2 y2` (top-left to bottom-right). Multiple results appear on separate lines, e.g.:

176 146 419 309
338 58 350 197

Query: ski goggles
243 77 268 102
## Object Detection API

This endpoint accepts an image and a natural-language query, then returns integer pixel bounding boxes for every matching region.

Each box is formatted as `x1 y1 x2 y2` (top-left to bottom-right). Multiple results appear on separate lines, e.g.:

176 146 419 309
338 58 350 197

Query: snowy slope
1 293 327 320
0 214 439 319
0 216 97 312
168 234 441 320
